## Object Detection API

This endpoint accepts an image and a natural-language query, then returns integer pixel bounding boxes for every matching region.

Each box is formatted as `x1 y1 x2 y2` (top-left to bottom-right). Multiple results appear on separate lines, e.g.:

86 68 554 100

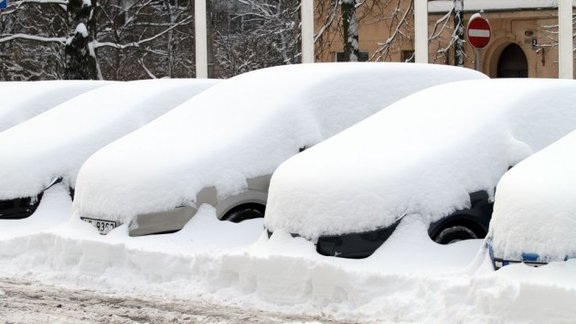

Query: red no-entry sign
467 15 491 49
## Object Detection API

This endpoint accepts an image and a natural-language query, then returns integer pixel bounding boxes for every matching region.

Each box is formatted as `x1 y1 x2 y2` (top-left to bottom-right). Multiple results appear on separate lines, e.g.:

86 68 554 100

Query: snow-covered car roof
0 80 112 133
264 79 576 240
488 128 576 263
0 79 218 200
72 63 487 223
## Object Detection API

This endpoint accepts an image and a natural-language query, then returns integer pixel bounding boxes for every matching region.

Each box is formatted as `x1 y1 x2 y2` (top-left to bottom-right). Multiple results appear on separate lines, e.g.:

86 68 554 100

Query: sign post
414 0 428 63
301 0 314 63
0 0 7 10
467 14 491 71
559 0 573 79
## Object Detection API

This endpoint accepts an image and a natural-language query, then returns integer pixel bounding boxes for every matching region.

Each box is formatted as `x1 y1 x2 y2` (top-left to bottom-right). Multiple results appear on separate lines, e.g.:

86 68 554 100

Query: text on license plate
81 217 117 234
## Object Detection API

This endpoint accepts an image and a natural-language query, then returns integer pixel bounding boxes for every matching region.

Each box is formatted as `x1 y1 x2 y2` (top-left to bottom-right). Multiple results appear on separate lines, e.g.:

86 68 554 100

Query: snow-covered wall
265 79 576 240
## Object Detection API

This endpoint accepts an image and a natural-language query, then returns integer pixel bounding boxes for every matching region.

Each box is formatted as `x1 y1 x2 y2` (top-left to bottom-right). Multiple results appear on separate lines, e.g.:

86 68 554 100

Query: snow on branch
93 16 193 50
0 34 66 44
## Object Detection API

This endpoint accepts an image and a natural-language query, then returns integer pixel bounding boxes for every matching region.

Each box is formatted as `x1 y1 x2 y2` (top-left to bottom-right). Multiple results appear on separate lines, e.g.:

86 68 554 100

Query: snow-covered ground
1 186 575 323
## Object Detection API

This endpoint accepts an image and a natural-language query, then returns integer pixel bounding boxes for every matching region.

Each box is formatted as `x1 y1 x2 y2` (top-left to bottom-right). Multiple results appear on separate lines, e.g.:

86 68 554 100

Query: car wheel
433 225 478 244
221 204 265 223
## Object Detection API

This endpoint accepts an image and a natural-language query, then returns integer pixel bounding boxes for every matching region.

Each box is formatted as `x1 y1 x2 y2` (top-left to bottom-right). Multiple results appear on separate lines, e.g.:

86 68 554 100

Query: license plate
81 217 117 235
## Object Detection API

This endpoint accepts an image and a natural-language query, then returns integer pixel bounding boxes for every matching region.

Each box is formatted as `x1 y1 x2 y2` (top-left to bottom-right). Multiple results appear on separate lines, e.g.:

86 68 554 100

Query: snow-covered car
0 79 218 220
486 128 576 269
264 79 576 259
72 63 487 236
0 80 112 133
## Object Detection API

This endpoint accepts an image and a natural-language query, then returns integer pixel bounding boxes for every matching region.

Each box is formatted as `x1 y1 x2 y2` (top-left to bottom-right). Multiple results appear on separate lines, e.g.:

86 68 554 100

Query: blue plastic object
521 252 540 262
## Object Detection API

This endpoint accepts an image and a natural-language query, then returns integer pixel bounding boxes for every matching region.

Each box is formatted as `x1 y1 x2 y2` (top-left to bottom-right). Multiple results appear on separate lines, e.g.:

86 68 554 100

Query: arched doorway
497 44 528 78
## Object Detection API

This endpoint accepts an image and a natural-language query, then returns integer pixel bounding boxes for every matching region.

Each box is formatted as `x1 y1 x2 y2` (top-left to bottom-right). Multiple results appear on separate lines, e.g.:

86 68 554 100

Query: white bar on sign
468 29 490 38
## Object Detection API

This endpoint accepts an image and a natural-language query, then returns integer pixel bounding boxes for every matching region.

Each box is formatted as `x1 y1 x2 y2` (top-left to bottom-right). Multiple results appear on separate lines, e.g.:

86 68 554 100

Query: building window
335 52 369 62
401 50 415 63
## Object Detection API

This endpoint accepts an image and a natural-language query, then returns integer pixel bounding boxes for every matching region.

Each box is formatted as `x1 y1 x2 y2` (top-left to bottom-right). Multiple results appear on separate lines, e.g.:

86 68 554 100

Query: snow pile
489 129 576 261
73 63 486 223
0 80 111 132
0 201 575 322
265 79 576 240
0 79 218 200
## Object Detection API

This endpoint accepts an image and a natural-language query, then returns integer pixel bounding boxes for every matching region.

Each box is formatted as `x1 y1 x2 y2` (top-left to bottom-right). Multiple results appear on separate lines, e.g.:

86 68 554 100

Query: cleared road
0 277 354 324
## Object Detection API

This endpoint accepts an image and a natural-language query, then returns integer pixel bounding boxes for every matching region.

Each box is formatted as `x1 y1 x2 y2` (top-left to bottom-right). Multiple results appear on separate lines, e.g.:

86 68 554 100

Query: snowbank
0 173 575 322
0 207 575 322
73 63 486 223
0 79 218 200
265 79 576 240
0 80 112 133
489 128 576 262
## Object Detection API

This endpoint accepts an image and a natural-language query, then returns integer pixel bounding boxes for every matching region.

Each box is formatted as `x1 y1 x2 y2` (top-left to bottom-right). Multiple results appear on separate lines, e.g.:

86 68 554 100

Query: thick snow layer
73 63 486 223
489 129 576 262
0 79 218 200
0 80 111 132
76 23 88 37
265 79 576 240
0 198 576 322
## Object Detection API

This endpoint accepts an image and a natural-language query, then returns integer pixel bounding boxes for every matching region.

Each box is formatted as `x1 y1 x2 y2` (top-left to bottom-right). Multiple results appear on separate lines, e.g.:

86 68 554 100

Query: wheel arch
428 213 489 242
216 189 268 220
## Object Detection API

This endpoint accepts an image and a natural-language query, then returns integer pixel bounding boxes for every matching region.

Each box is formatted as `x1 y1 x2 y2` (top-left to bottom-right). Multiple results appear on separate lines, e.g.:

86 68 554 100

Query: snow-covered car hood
489 127 576 262
264 79 576 240
72 63 487 223
0 79 218 200
0 80 113 133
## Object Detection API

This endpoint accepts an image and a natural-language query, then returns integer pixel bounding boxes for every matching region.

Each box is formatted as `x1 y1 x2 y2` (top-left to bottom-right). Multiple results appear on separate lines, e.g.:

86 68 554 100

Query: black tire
433 225 478 244
222 204 265 223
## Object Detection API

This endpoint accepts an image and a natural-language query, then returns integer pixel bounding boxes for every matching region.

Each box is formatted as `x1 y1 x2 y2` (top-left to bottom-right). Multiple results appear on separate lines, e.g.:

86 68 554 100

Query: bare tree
211 0 300 78
0 0 195 80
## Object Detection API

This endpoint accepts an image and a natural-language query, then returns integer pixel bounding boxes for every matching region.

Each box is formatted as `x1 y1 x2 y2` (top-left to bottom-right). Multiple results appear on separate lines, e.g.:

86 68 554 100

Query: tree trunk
65 0 98 79
454 0 464 67
341 0 359 62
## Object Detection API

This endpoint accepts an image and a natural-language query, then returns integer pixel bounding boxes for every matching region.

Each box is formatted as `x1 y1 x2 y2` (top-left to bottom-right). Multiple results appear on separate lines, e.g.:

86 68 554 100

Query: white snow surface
76 23 88 37
73 63 486 223
0 79 218 200
489 128 576 262
265 79 576 240
0 188 576 323
0 80 111 133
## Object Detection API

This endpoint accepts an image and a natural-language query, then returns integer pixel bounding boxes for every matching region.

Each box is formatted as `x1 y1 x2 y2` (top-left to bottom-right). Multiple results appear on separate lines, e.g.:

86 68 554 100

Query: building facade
314 0 575 78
